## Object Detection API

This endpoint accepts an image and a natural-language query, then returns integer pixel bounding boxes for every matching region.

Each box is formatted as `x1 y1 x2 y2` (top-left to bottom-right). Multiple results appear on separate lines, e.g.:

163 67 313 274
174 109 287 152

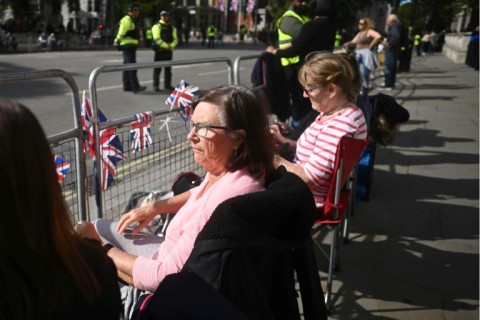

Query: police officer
414 32 421 56
277 0 311 125
114 3 146 93
207 24 217 49
152 11 178 91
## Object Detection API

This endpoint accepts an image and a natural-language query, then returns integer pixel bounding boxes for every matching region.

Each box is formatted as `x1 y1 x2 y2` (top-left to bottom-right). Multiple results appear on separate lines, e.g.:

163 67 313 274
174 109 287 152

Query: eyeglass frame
302 85 323 95
189 121 242 137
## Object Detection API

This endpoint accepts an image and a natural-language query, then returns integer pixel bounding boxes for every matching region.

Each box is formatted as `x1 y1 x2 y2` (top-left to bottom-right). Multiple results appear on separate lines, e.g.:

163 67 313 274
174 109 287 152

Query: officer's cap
160 10 170 16
128 4 140 11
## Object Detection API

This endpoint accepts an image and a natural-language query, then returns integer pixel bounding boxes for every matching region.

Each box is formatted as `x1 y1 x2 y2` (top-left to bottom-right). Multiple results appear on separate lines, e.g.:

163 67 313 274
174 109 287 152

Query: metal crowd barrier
0 69 88 221
0 54 260 222
88 57 233 219
233 53 261 85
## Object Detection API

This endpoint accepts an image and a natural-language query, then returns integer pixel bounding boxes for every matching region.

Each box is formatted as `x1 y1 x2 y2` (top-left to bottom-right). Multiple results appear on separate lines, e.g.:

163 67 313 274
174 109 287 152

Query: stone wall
443 33 471 63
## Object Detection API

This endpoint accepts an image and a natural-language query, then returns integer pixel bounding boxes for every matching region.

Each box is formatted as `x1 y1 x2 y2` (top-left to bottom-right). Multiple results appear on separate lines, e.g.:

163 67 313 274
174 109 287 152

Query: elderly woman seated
75 85 276 317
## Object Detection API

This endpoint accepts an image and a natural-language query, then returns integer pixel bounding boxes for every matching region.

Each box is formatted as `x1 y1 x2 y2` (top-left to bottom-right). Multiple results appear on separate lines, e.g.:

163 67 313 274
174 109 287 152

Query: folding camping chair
311 136 367 312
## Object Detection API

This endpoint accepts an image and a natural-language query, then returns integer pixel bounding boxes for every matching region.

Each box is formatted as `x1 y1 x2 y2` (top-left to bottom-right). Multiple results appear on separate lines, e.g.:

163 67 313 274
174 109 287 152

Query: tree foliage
397 0 478 32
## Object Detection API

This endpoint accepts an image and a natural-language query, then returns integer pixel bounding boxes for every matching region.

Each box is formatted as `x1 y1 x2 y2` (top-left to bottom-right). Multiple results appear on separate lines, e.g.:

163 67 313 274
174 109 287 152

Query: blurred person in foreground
75 85 276 317
271 52 367 208
0 98 121 319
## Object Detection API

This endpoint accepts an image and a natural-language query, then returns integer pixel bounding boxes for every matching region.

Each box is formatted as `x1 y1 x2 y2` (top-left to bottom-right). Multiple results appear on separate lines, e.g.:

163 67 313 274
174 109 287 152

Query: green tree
398 0 478 32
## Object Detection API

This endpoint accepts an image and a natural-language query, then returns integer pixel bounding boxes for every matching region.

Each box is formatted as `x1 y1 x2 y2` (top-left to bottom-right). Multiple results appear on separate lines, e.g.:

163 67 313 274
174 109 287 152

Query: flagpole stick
158 117 173 143
237 0 242 41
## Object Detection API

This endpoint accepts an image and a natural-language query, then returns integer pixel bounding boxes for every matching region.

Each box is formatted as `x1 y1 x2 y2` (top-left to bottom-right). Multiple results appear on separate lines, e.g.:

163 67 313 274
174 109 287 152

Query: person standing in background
343 17 382 89
379 14 403 90
114 3 146 93
276 0 311 126
152 10 177 92
414 31 422 56
207 24 217 48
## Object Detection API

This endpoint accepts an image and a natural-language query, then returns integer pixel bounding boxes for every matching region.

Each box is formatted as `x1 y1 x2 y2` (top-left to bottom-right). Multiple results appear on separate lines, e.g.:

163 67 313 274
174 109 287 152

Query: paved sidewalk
316 54 479 319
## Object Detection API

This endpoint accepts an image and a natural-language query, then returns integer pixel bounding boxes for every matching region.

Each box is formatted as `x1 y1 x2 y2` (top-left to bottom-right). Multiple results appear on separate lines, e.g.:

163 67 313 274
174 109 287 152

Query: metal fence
1 54 259 223
0 69 88 221
88 57 233 220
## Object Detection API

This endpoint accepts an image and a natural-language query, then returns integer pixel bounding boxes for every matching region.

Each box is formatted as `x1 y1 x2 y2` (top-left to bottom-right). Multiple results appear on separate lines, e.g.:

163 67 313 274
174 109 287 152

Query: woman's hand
75 221 102 243
269 123 289 144
266 45 277 54
116 203 156 235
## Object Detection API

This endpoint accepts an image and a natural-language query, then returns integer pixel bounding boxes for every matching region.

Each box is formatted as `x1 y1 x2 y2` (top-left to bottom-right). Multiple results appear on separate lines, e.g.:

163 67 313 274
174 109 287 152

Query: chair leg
324 223 338 312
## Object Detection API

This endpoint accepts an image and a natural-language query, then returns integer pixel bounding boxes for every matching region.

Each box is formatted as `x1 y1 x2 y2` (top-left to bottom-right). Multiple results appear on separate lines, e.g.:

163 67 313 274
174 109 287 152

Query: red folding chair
311 136 367 312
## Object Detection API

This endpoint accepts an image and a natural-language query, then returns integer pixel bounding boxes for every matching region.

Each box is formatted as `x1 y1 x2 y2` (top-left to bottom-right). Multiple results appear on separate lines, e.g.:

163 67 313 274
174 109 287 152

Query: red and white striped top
295 105 367 207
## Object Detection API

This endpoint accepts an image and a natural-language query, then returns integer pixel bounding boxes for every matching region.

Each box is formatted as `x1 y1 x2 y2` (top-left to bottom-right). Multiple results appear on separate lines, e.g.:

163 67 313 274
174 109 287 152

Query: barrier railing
0 69 88 221
0 54 259 222
233 53 261 85
88 57 233 219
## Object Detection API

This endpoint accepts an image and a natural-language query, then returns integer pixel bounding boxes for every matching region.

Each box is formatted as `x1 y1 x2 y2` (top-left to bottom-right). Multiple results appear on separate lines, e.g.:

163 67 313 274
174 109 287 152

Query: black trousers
122 45 140 90
207 36 215 48
153 49 173 89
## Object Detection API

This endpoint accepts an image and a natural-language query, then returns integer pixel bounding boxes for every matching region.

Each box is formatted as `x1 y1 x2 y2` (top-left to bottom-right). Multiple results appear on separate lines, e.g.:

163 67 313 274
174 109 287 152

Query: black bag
370 93 410 145
172 172 203 195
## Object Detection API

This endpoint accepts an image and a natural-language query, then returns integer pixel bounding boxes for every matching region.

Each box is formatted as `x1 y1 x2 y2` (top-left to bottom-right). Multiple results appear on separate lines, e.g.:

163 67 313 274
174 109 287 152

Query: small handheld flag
53 154 70 183
130 111 155 153
165 79 198 122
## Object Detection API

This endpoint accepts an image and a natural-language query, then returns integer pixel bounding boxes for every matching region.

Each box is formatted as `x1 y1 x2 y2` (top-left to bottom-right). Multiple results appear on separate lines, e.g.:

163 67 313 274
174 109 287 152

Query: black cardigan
182 167 328 320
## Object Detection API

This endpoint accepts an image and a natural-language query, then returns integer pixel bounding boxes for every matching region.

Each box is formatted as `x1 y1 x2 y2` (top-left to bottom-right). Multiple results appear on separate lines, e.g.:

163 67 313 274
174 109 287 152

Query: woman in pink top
271 52 367 207
76 86 275 297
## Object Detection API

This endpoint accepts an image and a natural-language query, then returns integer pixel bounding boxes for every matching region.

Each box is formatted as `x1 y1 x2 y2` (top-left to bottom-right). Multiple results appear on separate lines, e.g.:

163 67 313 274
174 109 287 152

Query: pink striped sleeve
295 106 366 206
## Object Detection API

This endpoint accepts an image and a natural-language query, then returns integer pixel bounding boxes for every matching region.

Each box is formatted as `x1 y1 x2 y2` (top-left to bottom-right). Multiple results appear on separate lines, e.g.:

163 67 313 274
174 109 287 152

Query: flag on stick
165 80 198 122
130 111 154 153
81 91 107 157
53 154 70 183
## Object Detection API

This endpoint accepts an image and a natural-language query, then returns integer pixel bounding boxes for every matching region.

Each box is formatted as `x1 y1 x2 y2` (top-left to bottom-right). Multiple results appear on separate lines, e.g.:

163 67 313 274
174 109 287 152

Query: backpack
369 93 410 145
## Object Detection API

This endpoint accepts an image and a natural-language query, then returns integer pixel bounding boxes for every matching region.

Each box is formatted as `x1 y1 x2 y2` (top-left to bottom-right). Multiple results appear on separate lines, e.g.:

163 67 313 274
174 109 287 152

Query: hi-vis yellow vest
277 10 310 66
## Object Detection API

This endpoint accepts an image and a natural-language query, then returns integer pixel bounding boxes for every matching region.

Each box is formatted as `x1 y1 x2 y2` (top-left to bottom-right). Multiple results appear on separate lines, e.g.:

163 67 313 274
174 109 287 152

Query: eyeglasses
302 85 322 94
189 121 236 137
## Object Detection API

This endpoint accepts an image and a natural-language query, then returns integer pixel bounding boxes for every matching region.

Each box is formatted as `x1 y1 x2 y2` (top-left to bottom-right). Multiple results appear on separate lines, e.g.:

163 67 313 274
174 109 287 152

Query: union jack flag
165 79 198 122
53 154 70 183
81 91 127 191
81 91 107 157
218 0 225 12
230 0 238 12
96 127 128 191
130 111 154 153
246 0 255 12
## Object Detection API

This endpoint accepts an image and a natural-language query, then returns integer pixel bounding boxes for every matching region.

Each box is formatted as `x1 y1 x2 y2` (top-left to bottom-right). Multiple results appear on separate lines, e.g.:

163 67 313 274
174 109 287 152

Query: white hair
389 14 399 22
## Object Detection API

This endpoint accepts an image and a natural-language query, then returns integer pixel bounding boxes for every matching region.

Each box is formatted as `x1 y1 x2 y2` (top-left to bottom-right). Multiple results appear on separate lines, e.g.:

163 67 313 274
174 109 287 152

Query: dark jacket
251 52 291 121
276 16 337 61
182 167 328 320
